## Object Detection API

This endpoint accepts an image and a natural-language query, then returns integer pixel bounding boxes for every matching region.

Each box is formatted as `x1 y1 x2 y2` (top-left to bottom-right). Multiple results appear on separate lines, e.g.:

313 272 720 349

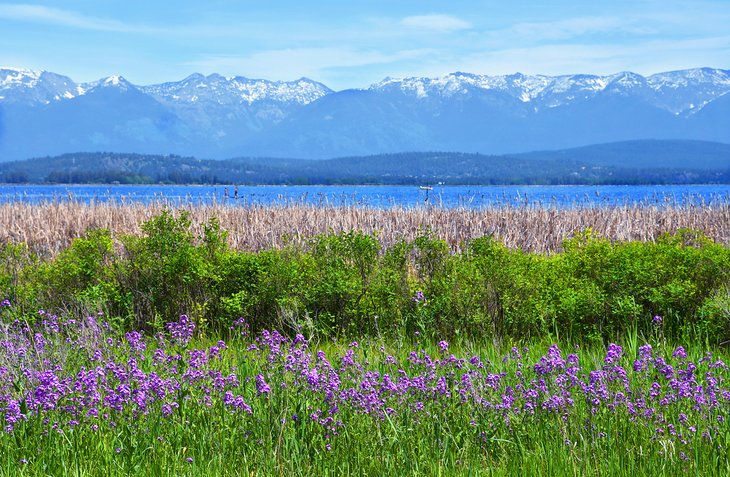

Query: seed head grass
1 201 728 257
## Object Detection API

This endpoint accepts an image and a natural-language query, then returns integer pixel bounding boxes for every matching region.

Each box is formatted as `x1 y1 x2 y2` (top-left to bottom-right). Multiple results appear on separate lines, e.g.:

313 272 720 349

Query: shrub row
1 210 729 343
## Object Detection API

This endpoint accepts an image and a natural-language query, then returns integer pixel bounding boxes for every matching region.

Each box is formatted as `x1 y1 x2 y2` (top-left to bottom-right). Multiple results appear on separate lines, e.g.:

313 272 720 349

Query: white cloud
453 35 730 77
186 48 436 84
400 14 472 32
508 16 651 41
0 4 149 32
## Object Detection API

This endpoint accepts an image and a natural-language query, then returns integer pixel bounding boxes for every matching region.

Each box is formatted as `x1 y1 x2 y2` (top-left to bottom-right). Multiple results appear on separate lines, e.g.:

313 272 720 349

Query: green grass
0 310 728 476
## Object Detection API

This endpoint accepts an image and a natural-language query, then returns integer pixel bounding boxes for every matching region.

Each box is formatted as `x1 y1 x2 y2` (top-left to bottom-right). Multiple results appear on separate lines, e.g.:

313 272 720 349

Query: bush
34 228 118 315
1 212 729 344
117 209 228 331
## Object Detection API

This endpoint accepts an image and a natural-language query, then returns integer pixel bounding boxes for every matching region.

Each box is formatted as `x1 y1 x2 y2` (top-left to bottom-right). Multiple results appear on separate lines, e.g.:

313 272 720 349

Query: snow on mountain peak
2 67 729 116
92 74 132 89
105 75 123 86
0 67 42 87
371 72 578 102
367 69 730 113
0 68 85 105
141 74 331 106
645 68 730 114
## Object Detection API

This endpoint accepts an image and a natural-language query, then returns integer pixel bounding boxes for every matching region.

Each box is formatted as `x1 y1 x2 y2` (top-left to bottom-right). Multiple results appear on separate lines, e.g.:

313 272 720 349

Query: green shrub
0 242 40 313
117 209 226 331
34 228 118 315
1 211 728 344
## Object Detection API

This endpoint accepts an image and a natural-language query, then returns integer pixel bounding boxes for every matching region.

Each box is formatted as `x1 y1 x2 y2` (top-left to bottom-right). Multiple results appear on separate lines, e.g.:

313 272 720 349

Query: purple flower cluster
1 307 728 461
165 314 195 346
411 291 426 304
0 314 250 434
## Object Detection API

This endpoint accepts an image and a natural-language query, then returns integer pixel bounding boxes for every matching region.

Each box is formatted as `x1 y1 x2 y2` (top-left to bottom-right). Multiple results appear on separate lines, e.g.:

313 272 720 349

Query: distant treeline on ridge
1 140 729 185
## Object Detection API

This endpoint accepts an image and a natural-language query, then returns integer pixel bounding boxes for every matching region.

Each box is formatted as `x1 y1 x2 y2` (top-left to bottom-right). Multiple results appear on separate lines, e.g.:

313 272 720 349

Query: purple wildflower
604 343 623 365
255 374 272 395
412 291 426 303
672 346 687 361
165 315 195 346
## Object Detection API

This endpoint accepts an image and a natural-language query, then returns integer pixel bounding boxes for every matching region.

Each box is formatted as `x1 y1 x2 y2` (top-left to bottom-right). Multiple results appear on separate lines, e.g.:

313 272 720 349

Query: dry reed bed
1 201 729 256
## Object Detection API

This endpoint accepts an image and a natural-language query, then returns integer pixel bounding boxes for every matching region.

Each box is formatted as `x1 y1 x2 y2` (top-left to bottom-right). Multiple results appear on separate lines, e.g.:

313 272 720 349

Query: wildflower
341 349 356 367
412 291 426 303
165 315 195 346
232 317 249 337
604 343 623 365
186 457 194 463
652 315 663 325
438 340 449 353
255 374 272 395
1 299 10 307
672 346 687 360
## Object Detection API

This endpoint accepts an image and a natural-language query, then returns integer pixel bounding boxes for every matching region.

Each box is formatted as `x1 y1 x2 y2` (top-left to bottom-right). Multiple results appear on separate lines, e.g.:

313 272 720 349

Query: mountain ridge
1 67 729 161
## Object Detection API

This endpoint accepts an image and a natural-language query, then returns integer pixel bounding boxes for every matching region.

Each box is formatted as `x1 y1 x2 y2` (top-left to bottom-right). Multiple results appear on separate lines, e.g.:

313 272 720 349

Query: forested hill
1 140 728 185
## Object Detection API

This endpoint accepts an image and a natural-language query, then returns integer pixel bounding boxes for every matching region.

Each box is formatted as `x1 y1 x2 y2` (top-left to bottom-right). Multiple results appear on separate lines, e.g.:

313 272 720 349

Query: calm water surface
0 184 728 208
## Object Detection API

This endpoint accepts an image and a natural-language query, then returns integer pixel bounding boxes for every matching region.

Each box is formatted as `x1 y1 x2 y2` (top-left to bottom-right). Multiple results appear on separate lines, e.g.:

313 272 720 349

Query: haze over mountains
1 67 729 161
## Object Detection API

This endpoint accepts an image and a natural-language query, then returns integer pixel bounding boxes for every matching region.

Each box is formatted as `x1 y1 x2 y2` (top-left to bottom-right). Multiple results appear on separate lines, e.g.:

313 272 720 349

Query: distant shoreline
2 140 728 186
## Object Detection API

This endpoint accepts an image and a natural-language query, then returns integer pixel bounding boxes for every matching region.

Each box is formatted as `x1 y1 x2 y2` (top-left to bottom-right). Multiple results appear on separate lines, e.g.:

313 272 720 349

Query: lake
0 184 728 208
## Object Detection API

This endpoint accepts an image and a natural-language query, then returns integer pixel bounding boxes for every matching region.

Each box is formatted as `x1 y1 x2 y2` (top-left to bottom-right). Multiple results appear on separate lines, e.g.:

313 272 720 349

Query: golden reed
1 201 728 256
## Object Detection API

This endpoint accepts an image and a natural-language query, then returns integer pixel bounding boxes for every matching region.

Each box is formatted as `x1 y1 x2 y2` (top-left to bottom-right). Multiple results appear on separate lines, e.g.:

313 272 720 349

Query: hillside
1 140 728 185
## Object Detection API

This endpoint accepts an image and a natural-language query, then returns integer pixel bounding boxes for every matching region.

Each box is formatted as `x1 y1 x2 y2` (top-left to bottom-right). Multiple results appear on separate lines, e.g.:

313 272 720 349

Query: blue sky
1 0 729 90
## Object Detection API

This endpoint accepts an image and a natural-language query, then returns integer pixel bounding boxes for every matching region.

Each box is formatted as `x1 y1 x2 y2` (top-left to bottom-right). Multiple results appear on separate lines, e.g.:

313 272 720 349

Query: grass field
1 202 729 475
0 307 728 476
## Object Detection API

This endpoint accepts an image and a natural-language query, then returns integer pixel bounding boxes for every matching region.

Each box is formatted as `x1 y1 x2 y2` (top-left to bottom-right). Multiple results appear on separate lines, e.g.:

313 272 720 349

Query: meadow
1 202 729 475
0 307 728 476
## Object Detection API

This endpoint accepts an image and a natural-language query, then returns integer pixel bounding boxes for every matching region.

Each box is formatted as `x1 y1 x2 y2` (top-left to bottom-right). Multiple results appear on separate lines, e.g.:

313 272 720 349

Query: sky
1 0 729 90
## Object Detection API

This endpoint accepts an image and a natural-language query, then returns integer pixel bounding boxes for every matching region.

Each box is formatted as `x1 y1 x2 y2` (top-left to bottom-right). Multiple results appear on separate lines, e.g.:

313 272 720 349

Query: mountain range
1 67 729 161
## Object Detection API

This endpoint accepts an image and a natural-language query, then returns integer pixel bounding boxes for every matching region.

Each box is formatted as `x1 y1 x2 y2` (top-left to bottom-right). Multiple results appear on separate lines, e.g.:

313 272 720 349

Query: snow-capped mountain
138 74 332 143
141 73 331 106
368 68 730 115
0 68 84 105
0 68 330 108
0 67 728 161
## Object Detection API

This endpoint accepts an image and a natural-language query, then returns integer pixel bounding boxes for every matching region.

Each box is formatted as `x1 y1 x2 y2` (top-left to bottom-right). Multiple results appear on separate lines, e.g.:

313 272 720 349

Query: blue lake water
0 184 728 208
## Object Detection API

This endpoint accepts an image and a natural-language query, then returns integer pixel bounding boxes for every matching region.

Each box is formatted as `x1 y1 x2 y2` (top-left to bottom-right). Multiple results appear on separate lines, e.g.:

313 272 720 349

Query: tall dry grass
1 201 729 256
